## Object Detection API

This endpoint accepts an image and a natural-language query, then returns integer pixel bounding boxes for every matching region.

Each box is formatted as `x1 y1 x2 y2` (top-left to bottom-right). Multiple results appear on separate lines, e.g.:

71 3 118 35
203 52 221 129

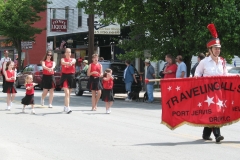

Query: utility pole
88 14 94 63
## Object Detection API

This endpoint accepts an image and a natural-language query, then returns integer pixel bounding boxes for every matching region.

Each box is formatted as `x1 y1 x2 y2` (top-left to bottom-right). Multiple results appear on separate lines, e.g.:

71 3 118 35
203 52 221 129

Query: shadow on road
134 139 240 146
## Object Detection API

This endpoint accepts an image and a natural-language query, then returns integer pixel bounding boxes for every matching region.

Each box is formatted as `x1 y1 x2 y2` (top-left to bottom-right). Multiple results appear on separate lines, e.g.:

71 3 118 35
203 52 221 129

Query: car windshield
111 64 126 74
37 65 43 71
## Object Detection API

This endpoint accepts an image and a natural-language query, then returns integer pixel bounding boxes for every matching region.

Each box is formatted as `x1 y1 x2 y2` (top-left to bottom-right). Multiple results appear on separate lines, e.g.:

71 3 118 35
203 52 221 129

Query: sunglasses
47 54 52 56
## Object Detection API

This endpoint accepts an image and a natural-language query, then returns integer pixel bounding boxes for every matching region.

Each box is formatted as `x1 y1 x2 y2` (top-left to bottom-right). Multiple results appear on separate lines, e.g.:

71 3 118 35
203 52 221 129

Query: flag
161 76 240 130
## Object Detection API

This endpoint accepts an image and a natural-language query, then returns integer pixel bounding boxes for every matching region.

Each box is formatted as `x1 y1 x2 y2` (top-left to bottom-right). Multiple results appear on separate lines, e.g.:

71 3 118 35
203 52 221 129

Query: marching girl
2 61 17 110
21 75 37 114
87 54 103 111
41 50 56 108
102 69 114 114
60 48 76 114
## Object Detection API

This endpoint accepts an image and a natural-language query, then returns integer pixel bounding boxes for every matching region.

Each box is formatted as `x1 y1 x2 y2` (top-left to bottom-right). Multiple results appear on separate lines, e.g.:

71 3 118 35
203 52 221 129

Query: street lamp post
110 41 115 61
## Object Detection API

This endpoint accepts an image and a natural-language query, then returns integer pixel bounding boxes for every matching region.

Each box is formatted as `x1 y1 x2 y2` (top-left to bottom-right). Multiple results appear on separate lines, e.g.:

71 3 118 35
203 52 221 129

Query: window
53 9 56 19
78 8 82 27
65 6 69 19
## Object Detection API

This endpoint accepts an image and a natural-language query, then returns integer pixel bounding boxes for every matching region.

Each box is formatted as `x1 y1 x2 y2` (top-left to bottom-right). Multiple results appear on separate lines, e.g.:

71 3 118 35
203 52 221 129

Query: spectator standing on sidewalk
144 59 155 103
124 60 137 102
175 55 187 78
190 53 205 77
0 50 11 89
82 60 89 73
163 54 177 79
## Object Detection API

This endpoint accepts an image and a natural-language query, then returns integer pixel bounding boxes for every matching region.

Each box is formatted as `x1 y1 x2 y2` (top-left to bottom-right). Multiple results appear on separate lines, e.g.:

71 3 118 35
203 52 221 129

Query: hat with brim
207 38 221 48
207 24 221 48
144 59 150 63
83 60 88 64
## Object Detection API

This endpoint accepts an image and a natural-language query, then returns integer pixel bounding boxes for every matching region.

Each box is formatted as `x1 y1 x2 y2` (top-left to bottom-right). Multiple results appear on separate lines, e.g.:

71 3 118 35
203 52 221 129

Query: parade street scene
0 86 240 160
1 0 240 160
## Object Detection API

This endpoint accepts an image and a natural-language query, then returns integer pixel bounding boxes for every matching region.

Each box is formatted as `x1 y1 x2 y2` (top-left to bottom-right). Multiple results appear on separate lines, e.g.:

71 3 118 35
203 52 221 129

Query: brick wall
22 11 47 65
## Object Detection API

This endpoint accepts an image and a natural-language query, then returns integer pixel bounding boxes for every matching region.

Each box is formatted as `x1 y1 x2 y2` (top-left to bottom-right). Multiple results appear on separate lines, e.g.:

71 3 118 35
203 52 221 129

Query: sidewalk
114 89 162 102
0 78 162 102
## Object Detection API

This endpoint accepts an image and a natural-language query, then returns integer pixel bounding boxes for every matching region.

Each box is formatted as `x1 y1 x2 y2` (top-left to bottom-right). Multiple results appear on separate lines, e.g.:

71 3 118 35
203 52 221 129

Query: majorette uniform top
90 63 101 77
43 60 54 75
5 70 15 82
61 58 75 74
102 78 113 89
26 83 34 95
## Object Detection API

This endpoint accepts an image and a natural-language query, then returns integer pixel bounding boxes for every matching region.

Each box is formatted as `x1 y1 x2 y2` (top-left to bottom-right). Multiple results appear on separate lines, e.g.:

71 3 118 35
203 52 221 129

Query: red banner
51 19 67 32
161 76 240 130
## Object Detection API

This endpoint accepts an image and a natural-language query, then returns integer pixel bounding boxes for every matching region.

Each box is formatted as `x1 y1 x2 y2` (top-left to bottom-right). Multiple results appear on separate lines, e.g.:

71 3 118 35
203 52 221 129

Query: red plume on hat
206 23 221 48
207 23 218 38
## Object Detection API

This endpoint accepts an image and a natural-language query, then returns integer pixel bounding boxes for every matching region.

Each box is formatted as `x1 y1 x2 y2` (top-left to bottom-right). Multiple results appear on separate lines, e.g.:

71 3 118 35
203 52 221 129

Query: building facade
47 0 128 66
0 11 47 67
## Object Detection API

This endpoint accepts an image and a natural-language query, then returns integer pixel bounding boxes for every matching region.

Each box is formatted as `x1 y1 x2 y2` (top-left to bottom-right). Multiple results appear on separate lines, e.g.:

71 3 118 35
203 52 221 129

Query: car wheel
75 81 83 96
15 78 21 88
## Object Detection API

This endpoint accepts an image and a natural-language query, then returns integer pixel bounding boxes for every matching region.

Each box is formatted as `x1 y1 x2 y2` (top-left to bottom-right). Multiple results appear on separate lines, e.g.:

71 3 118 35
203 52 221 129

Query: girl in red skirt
102 69 114 114
2 61 17 110
21 75 37 114
60 48 76 114
87 54 103 111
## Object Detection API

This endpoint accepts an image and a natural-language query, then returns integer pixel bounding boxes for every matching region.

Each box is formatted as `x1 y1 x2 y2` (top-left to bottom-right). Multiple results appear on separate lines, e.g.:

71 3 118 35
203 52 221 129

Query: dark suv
75 61 142 96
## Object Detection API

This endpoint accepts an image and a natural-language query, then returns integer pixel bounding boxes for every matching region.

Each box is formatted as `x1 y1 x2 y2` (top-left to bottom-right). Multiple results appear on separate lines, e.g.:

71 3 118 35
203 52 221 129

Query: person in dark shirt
190 53 205 77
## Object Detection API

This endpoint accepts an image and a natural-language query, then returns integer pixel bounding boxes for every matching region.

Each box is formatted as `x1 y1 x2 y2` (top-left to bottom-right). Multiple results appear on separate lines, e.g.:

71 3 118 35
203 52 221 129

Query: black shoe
216 136 224 142
67 110 72 114
202 135 212 141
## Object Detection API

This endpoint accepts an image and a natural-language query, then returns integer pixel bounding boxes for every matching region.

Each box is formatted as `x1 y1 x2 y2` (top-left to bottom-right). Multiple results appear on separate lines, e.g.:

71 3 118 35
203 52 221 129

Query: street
0 87 240 160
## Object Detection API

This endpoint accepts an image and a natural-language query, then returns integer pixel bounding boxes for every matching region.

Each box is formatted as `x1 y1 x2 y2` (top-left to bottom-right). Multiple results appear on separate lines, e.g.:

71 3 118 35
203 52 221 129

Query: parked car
75 61 142 96
228 67 240 75
15 64 62 91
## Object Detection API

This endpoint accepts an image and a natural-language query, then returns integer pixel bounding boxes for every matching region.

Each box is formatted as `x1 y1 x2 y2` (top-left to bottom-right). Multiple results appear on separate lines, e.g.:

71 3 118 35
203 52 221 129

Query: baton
145 79 161 84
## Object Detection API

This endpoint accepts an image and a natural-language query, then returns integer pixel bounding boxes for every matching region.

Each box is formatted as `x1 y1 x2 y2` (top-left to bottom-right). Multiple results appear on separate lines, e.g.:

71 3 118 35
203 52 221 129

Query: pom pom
207 23 218 38
145 79 149 84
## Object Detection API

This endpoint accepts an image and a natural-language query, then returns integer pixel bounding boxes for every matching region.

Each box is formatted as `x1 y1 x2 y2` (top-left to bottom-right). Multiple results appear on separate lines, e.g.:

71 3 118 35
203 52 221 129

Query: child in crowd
102 68 114 114
21 75 37 114
2 61 17 110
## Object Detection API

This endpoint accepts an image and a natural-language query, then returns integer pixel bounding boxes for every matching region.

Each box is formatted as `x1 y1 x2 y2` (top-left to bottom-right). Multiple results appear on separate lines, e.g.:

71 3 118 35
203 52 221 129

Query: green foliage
78 0 240 73
0 0 49 69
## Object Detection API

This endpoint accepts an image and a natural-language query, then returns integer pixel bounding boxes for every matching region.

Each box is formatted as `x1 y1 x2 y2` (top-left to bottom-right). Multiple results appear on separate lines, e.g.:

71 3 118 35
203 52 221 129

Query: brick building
0 11 47 66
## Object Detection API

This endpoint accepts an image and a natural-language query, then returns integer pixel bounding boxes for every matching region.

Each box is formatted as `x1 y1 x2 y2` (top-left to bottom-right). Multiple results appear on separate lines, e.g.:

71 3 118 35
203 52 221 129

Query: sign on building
51 19 68 32
94 16 120 35
21 41 33 49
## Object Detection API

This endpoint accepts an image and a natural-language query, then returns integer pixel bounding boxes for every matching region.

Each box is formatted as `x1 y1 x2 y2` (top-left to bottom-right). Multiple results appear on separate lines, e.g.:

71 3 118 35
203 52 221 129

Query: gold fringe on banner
161 118 240 130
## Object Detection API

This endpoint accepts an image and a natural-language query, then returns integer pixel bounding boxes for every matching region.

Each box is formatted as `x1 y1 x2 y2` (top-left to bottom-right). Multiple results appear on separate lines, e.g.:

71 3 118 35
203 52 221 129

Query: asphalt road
0 87 240 160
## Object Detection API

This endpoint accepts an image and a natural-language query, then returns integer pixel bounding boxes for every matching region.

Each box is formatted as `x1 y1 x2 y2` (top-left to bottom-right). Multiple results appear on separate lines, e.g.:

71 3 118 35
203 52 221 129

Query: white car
228 67 240 75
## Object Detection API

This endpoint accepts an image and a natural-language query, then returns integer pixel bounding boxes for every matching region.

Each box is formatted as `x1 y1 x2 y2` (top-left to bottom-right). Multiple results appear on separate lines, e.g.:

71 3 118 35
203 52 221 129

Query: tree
78 0 240 76
0 0 49 70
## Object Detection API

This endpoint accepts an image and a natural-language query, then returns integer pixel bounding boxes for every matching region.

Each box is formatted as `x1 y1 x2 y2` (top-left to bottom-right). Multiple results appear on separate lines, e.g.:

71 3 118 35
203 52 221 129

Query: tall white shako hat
206 23 221 48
